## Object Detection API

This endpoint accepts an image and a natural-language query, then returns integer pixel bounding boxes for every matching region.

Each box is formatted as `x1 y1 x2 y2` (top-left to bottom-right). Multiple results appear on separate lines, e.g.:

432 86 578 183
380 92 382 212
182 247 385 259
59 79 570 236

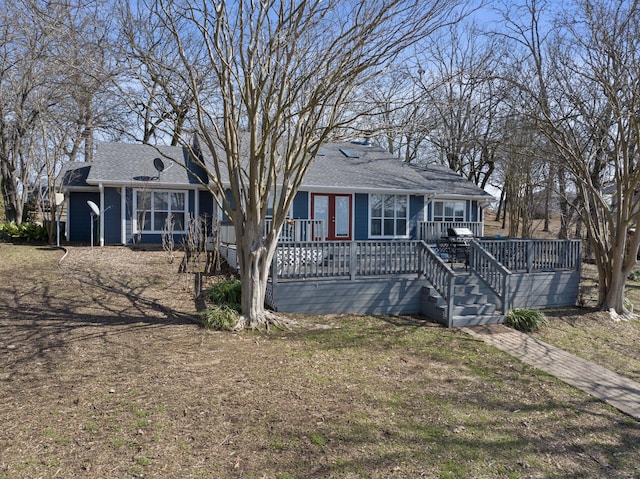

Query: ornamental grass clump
205 278 241 311
201 279 242 330
505 308 548 332
200 305 239 331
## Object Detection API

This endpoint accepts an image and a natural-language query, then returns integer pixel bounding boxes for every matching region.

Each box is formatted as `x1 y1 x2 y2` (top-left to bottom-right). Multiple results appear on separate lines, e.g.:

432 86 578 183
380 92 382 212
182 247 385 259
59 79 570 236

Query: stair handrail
468 240 512 312
419 241 456 326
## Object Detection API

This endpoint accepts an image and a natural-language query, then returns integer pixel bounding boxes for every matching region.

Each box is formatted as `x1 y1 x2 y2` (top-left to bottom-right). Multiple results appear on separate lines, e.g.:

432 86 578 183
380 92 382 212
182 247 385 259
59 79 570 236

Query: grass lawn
1 244 639 478
532 263 640 383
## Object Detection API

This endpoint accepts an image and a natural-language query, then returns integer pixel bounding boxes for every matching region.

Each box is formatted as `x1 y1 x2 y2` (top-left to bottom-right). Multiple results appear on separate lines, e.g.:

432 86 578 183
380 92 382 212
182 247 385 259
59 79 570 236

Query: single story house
60 139 581 327
60 139 494 246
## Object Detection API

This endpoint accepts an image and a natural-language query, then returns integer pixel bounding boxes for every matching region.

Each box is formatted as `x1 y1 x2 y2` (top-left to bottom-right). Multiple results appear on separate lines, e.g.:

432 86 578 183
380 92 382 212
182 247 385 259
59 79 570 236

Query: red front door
311 194 352 240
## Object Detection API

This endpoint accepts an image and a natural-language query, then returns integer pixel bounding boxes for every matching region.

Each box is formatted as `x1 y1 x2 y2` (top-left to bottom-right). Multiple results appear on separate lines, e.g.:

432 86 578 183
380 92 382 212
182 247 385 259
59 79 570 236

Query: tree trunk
495 188 505 222
0 166 21 224
602 268 626 314
234 217 280 329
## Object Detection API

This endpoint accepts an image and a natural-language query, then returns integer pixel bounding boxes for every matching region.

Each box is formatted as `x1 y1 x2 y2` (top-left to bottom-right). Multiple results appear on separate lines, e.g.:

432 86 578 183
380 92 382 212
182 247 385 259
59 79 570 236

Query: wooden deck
220 239 582 326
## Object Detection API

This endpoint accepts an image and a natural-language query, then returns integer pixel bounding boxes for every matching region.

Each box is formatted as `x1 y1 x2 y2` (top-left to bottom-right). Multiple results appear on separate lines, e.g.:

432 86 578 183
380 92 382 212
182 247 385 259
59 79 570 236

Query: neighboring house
60 139 493 246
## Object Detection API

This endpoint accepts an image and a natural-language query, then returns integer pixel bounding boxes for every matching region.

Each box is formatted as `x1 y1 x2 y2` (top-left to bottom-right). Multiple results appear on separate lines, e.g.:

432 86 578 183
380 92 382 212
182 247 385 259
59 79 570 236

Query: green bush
628 270 640 281
205 278 241 311
504 308 548 332
0 221 48 242
200 305 239 331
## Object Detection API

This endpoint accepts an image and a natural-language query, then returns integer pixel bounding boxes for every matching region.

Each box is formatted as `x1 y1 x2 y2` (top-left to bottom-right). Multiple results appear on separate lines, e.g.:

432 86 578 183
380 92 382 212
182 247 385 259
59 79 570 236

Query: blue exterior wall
292 191 308 219
103 187 122 244
409 195 424 240
354 194 368 240
68 191 100 243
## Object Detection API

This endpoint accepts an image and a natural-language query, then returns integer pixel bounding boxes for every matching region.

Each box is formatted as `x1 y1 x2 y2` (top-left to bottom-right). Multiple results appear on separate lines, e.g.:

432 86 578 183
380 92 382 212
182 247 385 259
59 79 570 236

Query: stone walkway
463 324 640 420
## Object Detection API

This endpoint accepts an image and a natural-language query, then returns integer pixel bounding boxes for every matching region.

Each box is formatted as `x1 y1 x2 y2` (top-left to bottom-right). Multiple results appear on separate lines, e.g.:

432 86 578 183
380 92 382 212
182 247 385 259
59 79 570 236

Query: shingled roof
62 140 492 200
85 143 199 186
303 142 491 198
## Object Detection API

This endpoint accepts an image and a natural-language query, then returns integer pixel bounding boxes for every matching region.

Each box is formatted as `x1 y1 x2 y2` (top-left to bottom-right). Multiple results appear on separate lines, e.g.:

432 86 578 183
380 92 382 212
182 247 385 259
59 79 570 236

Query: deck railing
272 240 422 280
478 239 582 273
418 221 484 242
265 218 326 242
468 240 511 312
419 242 455 326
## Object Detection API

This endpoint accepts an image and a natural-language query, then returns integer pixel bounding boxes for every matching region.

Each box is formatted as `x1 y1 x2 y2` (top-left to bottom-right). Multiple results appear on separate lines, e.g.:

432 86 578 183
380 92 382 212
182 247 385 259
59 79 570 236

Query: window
433 200 465 222
370 194 408 237
135 190 187 232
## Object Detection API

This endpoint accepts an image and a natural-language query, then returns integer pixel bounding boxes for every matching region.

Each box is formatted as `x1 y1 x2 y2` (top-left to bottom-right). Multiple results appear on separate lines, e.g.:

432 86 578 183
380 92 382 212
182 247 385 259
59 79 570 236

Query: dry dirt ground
1 244 640 479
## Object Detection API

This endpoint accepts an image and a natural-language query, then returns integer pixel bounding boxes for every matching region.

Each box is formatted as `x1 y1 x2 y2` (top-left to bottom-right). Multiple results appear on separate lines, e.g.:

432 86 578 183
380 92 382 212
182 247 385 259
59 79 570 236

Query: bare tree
0 2 57 223
508 0 640 314
142 0 465 328
357 69 433 163
0 0 125 224
119 2 203 145
413 22 506 188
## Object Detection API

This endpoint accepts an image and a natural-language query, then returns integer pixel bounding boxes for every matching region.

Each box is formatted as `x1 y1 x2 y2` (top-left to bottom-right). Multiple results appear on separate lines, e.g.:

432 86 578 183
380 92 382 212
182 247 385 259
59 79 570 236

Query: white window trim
369 193 410 239
432 200 466 223
133 189 189 234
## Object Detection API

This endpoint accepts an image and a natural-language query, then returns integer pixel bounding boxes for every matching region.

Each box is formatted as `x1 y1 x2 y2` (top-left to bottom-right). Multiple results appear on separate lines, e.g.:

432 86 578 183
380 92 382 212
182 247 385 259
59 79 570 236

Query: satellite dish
87 200 100 216
153 157 165 173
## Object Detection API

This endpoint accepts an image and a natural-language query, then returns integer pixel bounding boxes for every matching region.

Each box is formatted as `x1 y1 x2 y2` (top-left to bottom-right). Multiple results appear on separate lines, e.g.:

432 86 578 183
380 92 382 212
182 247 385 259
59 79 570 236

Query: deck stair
421 272 504 327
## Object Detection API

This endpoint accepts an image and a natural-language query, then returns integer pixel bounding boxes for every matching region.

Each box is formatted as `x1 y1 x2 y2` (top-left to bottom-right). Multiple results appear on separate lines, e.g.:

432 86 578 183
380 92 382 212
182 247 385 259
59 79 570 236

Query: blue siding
68 192 100 243
292 191 308 218
188 190 196 216
199 190 215 218
103 187 122 244
409 195 424 240
471 200 479 222
354 193 369 240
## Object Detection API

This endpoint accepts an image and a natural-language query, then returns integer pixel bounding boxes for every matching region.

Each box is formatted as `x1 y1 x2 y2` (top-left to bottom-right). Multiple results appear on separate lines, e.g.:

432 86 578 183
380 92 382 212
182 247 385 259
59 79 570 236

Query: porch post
271 249 278 307
99 182 104 247
350 241 357 280
447 274 455 328
527 240 534 273
121 186 126 244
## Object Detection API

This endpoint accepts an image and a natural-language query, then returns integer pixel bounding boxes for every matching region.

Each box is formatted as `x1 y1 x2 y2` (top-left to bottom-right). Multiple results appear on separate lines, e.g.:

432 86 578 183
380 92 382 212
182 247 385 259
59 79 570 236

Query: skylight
339 148 359 158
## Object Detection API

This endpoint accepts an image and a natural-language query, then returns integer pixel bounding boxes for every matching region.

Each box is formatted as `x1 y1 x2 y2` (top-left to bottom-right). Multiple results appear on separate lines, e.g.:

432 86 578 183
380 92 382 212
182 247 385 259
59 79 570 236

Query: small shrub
628 270 640 281
200 305 239 331
505 308 548 332
0 221 48 242
206 278 241 311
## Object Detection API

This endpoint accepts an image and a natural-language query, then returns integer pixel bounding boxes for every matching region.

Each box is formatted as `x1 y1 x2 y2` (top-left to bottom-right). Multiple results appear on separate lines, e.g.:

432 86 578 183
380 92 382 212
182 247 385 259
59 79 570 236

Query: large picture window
135 190 187 232
433 200 465 222
370 194 408 237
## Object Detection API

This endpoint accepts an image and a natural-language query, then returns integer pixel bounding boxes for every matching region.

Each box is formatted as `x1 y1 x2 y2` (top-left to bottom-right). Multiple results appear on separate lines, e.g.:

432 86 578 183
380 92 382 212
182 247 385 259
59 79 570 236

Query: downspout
99 183 104 247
